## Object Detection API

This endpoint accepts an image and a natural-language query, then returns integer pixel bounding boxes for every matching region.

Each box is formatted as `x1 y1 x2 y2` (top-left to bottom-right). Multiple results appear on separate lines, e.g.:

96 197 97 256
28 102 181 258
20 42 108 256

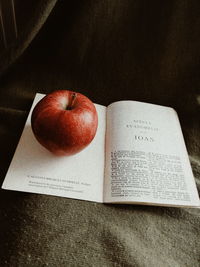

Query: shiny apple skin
31 90 98 156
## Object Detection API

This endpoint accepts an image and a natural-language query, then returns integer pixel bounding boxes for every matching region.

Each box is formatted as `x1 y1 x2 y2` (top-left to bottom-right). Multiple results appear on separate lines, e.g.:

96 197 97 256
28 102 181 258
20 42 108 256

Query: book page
103 101 200 207
2 93 106 203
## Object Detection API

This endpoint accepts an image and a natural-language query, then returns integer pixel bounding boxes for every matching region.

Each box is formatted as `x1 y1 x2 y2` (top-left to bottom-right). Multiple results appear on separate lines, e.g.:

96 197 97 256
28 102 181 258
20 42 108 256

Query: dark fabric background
0 1 200 266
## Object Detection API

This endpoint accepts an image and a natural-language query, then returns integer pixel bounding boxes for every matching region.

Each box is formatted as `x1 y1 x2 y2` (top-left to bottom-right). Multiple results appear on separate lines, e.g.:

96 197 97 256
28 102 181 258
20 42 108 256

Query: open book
2 93 200 207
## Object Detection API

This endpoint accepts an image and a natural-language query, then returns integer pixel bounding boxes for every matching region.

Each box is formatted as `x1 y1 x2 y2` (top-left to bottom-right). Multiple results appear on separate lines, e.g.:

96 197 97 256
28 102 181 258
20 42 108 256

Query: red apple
31 90 98 156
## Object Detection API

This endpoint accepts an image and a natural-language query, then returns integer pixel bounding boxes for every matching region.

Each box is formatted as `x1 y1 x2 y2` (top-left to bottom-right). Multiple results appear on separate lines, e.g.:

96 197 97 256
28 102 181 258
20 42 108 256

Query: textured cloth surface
0 1 200 266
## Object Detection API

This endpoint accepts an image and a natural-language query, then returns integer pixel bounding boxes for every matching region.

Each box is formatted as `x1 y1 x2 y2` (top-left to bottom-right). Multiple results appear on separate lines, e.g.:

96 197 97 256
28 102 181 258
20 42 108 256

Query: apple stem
67 92 77 110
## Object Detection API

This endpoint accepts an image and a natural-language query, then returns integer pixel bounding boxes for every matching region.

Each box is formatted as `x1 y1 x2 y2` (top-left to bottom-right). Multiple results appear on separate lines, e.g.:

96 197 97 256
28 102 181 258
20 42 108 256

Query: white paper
2 93 106 202
103 101 200 207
